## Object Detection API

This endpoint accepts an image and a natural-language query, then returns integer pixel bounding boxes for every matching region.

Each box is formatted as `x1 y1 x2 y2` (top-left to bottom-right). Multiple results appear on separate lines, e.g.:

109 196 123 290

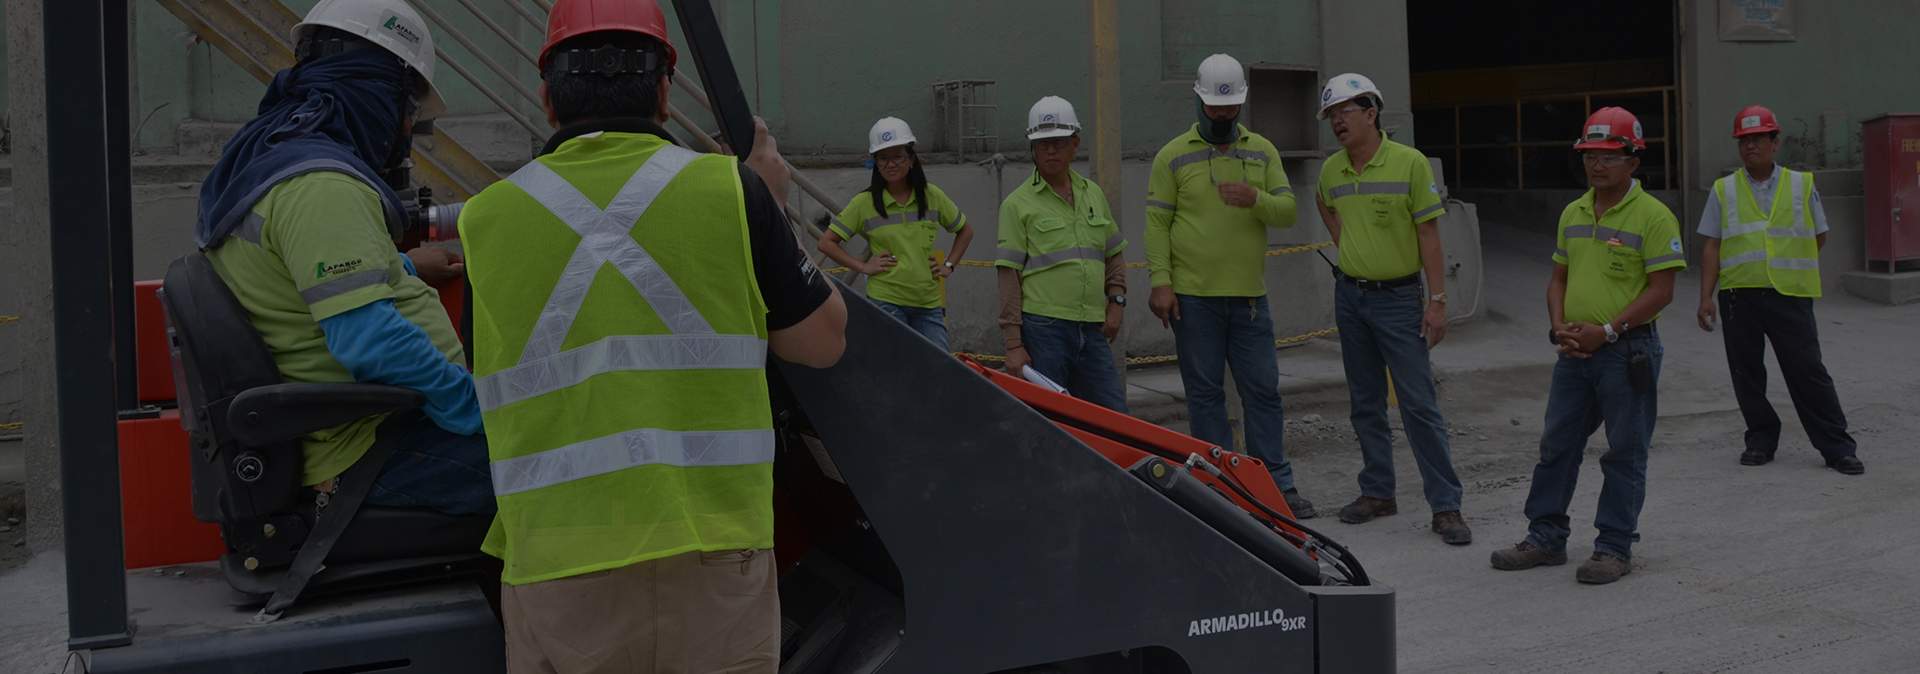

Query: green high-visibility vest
459 132 774 585
1714 168 1821 298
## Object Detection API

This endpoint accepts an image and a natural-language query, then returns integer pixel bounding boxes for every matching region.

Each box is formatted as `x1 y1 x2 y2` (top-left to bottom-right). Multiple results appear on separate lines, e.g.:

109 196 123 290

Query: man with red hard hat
1694 104 1862 476
458 0 847 671
1490 107 1685 585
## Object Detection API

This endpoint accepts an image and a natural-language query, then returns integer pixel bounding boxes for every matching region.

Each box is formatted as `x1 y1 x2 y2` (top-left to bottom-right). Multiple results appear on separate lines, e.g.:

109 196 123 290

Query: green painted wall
760 0 1321 156
1683 0 1920 185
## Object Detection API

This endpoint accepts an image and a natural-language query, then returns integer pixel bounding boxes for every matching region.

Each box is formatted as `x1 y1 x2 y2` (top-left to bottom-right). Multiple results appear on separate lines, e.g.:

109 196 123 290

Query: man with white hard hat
995 96 1130 411
1313 73 1471 545
1145 54 1314 517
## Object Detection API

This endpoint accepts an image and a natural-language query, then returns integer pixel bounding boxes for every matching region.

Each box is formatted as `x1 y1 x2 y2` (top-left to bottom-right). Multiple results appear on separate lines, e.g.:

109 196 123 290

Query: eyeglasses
1580 153 1632 167
1328 104 1367 118
874 152 913 167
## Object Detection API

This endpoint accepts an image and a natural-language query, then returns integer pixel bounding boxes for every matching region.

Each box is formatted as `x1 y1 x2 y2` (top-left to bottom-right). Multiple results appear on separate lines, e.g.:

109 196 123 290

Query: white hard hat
1319 73 1383 119
293 0 446 120
867 117 917 154
1193 54 1248 106
1026 96 1081 140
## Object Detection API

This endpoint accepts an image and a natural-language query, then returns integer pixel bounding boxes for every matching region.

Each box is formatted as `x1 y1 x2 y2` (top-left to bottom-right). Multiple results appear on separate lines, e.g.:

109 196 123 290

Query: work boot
1575 552 1633 584
1489 541 1566 571
1282 489 1318 520
1337 496 1396 524
1431 511 1472 546
1739 448 1774 466
1826 455 1866 475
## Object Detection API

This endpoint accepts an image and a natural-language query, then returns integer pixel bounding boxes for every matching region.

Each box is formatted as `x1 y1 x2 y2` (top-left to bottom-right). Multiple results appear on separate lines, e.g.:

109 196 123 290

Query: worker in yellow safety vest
1694 104 1862 475
457 0 847 671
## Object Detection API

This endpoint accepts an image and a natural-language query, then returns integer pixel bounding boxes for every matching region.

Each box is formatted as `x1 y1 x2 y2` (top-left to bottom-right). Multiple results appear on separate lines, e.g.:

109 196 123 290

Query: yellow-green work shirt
1554 180 1688 326
205 172 466 485
1317 139 1446 281
830 183 966 309
995 169 1127 323
1145 125 1297 297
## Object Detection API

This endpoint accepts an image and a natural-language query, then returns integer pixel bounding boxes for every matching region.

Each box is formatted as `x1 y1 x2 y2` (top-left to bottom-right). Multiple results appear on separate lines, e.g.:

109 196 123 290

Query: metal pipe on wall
451 0 541 66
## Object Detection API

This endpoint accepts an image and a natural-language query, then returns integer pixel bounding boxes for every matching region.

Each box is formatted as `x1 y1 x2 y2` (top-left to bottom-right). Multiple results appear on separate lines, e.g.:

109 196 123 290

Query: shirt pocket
1031 216 1075 251
1603 243 1643 279
1366 195 1408 228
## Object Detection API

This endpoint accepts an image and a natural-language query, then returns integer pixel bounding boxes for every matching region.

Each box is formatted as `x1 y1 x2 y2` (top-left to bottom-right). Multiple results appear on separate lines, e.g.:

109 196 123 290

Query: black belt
1337 271 1421 291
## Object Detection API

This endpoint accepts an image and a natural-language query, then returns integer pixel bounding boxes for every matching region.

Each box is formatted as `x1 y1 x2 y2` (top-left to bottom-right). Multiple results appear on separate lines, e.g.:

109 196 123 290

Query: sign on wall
1720 0 1796 42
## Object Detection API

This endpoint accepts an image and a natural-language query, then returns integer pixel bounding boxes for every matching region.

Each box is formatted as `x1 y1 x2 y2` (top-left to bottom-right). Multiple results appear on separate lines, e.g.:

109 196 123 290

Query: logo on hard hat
381 14 422 45
1633 121 1644 139
1587 124 1611 137
1321 89 1332 102
880 131 895 142
1043 113 1057 122
1217 83 1232 95
1741 115 1762 129
1347 79 1361 89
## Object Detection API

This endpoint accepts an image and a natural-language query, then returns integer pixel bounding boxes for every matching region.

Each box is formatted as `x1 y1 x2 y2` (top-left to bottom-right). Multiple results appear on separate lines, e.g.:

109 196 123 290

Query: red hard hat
1732 104 1780 137
540 0 678 71
1573 106 1647 152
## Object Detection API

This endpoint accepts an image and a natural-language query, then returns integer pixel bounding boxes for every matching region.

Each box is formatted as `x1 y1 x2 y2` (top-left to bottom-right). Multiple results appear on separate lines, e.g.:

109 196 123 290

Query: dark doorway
1407 1 1680 193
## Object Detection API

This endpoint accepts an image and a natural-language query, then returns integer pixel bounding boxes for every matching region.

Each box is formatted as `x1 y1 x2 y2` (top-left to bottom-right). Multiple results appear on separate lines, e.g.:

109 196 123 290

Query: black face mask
1195 97 1240 145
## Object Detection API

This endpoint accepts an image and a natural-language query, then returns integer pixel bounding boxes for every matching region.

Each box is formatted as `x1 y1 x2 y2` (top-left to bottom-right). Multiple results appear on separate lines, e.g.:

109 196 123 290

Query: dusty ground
1 222 1915 673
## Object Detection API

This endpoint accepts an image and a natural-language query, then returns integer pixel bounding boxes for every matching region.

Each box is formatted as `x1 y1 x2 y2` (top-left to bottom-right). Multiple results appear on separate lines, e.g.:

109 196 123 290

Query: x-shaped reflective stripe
506 146 709 365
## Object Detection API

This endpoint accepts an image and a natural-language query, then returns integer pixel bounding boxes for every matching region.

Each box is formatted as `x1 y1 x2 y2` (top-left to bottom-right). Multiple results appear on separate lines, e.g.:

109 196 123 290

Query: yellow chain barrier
956 327 1339 367
826 241 1334 275
0 315 19 326
0 422 21 432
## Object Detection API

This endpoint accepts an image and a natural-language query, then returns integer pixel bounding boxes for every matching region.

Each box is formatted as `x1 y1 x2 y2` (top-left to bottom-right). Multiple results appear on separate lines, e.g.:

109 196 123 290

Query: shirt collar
1027 167 1086 195
1340 139 1393 176
1741 164 1783 187
1575 179 1645 217
541 117 679 156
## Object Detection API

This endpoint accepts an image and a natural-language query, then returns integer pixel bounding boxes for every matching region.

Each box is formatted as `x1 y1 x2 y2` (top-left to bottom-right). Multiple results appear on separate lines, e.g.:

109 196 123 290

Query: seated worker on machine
192 0 492 517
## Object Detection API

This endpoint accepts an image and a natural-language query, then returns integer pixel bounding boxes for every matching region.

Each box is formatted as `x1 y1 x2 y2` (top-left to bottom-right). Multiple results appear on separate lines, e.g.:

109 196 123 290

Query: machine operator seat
159 252 492 619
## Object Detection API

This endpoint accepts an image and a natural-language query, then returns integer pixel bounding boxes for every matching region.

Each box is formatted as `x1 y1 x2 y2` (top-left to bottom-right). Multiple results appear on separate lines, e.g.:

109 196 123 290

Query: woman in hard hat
817 117 974 350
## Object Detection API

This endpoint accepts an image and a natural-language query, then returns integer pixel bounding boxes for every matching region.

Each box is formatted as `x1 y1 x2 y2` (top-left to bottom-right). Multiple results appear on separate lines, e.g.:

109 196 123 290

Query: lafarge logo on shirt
316 258 365 279
1186 607 1307 637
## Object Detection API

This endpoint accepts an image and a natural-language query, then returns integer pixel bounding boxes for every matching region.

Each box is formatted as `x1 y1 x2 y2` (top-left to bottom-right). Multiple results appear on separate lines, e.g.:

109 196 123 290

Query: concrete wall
1681 0 1920 184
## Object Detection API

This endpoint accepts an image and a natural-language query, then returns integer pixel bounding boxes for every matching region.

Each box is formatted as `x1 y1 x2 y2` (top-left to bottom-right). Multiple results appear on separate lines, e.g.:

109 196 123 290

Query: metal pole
414 0 545 111
503 0 547 32
45 0 133 649
452 0 540 67
1090 0 1126 377
106 0 137 412
671 70 848 220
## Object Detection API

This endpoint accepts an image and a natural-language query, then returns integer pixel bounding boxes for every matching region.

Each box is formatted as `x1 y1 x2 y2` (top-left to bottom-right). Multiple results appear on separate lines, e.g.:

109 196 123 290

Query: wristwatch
942 261 956 271
1109 294 1127 307
1429 291 1448 304
1603 322 1620 343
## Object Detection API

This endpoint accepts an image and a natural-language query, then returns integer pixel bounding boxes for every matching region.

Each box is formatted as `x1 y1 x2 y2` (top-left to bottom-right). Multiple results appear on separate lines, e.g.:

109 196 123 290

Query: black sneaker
1490 541 1567 571
1575 552 1632 584
1826 455 1865 475
1739 448 1774 466
1282 489 1318 520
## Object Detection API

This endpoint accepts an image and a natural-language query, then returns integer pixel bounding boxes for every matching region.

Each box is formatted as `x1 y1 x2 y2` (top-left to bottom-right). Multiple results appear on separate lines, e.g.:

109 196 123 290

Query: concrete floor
1 221 1916 672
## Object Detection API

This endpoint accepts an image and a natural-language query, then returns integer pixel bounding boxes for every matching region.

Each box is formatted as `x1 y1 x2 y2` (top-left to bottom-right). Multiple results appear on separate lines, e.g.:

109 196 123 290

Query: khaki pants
502 549 779 674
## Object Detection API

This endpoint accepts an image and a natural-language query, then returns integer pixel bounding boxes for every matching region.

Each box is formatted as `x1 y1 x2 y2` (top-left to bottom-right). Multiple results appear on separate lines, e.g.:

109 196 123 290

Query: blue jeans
1523 329 1663 559
1171 294 1293 491
874 300 950 351
1022 313 1128 413
1334 280 1463 512
366 413 497 516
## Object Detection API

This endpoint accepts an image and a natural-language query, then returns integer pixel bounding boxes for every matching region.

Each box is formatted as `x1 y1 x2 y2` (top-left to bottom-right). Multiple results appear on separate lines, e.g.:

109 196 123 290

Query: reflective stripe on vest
1716 169 1821 297
481 144 772 493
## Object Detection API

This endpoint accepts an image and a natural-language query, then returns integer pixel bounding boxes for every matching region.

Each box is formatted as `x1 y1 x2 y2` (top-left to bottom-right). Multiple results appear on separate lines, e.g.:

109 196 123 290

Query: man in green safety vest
1694 104 1863 476
458 0 846 671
